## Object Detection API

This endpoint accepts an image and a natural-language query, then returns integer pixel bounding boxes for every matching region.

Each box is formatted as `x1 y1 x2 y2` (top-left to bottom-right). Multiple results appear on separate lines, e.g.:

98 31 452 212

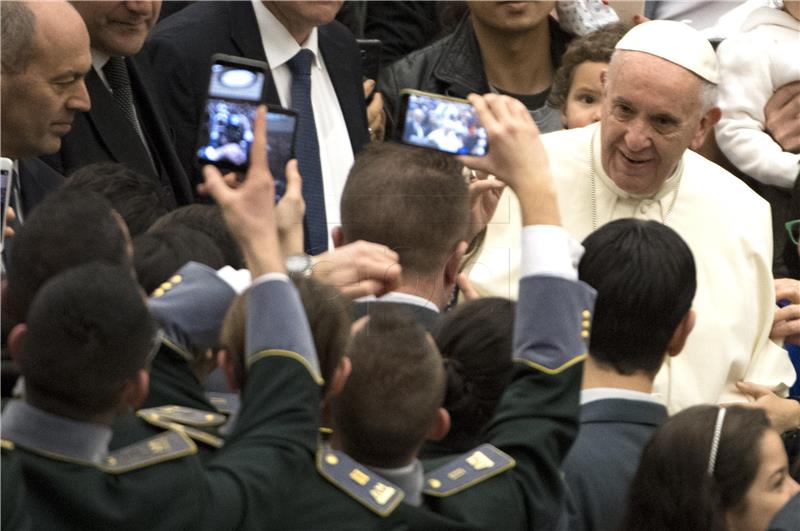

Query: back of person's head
1 1 36 75
578 219 696 376
133 227 225 294
340 143 469 276
6 189 132 321
220 276 351 393
332 306 446 467
622 405 776 531
548 22 629 110
149 204 243 268
66 162 171 237
433 297 514 449
18 262 156 419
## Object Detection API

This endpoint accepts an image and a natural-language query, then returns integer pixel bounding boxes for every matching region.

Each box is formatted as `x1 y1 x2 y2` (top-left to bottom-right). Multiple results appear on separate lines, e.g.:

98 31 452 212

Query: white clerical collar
355 291 440 313
592 123 683 202
251 0 321 71
580 387 664 406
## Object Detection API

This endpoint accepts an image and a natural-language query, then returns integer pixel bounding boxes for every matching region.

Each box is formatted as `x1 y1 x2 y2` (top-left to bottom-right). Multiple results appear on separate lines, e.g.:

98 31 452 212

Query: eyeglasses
786 220 800 245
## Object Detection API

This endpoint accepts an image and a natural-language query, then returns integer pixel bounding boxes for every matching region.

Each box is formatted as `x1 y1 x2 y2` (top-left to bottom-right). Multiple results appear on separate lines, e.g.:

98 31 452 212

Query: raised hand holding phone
458 94 560 227
200 106 284 276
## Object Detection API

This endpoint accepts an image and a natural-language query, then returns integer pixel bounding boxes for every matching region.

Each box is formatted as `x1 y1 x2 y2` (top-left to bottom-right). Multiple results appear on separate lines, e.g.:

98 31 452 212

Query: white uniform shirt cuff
251 272 291 286
520 225 583 280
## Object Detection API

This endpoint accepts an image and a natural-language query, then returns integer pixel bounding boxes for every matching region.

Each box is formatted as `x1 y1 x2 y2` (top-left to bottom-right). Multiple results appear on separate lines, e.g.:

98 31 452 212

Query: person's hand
364 79 385 142
312 237 401 300
275 160 305 256
467 170 505 242
770 278 800 344
734 381 800 433
765 81 800 154
459 93 559 227
456 273 480 302
4 207 15 238
199 105 283 276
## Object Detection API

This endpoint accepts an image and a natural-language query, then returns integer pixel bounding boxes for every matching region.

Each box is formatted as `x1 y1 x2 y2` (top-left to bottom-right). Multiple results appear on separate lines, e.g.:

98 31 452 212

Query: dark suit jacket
561 397 668 531
351 299 439 331
40 54 194 209
17 157 65 217
145 1 370 189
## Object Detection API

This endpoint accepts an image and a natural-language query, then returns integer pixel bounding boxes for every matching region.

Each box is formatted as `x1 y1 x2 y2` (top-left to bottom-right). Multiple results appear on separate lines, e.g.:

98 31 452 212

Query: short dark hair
578 219 696 376
340 143 469 276
66 163 171 237
623 405 770 531
20 263 156 417
133 227 225 294
1 1 36 74
149 204 243 268
433 297 514 449
6 189 132 321
547 22 629 109
220 276 351 393
332 306 446 467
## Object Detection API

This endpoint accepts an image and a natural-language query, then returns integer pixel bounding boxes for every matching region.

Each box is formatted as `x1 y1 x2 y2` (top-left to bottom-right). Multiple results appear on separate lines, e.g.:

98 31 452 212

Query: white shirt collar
580 387 664 406
91 48 112 89
355 291 441 313
251 0 321 71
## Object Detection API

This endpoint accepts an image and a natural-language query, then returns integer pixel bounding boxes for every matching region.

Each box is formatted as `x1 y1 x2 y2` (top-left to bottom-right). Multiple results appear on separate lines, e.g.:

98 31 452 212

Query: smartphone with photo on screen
398 89 488 157
195 54 298 201
0 157 14 252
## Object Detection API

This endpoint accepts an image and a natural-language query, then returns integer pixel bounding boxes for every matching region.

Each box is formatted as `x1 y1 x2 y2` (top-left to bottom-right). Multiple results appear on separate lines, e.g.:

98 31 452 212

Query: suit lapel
227 1 281 105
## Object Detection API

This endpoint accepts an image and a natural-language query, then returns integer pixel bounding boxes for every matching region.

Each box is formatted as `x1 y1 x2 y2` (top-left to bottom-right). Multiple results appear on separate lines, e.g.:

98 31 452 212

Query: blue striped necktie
288 49 328 255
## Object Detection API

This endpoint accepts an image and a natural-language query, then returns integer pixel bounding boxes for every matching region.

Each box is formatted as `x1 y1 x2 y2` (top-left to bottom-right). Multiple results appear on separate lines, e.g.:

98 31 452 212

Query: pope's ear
690 107 721 151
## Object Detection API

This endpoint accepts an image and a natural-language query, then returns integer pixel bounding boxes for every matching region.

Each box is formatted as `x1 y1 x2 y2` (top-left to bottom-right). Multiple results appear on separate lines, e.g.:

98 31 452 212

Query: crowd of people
1 1 800 530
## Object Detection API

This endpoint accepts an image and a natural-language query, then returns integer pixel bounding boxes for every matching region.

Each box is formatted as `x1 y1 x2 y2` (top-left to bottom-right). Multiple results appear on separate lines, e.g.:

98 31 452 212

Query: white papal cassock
469 122 796 413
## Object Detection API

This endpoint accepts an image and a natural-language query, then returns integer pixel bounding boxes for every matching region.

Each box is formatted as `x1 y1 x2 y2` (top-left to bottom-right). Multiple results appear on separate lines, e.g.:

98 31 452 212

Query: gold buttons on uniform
582 310 591 319
325 454 339 465
581 330 590 339
169 275 182 284
428 479 441 489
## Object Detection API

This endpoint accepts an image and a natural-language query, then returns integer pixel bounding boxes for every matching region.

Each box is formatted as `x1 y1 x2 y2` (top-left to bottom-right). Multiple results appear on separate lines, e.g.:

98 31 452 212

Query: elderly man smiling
470 20 795 412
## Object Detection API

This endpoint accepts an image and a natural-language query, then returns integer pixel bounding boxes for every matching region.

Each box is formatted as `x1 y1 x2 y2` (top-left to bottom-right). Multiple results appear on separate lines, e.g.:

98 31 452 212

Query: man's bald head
0 0 91 158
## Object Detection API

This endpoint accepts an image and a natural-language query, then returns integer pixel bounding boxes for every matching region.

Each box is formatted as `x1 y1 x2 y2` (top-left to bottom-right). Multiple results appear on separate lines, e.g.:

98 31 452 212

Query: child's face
561 61 607 129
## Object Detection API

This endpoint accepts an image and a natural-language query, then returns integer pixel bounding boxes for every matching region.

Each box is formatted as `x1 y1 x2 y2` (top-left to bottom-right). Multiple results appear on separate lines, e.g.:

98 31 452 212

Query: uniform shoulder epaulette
137 410 225 448
316 448 404 517
1 439 14 451
205 392 241 415
138 405 227 427
101 430 196 474
423 443 515 497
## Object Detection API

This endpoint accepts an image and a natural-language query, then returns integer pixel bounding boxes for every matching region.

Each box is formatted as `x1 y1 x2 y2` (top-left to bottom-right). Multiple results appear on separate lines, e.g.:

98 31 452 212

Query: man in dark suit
40 1 193 209
559 218 698 531
336 143 469 331
0 1 91 218
146 0 369 253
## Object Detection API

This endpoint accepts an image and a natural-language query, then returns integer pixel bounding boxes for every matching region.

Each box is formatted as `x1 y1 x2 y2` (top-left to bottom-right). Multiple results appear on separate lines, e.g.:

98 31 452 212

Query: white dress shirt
251 0 355 249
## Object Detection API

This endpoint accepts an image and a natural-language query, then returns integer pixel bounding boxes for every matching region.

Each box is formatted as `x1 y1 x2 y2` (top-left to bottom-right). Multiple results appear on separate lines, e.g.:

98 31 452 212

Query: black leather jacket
379 16 572 138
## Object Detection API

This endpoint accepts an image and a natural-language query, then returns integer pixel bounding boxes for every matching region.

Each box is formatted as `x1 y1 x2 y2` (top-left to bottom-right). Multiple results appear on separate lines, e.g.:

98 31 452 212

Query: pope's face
600 51 710 195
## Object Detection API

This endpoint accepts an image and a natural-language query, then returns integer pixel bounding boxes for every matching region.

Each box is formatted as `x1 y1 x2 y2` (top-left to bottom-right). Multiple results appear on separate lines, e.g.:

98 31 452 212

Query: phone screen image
1 166 11 250
266 111 297 201
197 63 266 170
402 93 487 156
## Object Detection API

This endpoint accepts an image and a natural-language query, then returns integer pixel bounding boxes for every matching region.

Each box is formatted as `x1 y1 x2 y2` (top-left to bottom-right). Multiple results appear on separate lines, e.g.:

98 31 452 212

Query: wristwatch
285 254 315 278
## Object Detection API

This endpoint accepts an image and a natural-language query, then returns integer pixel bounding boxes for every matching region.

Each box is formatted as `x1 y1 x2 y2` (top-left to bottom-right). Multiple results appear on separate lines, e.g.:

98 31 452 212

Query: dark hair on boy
149 204 243 268
547 22 629 109
6 189 132 321
578 219 696 376
66 162 171 236
622 405 770 531
332 306 446 467
433 297 514 451
1 1 36 74
133 227 225 294
220 276 351 393
20 263 156 419
340 143 469 276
